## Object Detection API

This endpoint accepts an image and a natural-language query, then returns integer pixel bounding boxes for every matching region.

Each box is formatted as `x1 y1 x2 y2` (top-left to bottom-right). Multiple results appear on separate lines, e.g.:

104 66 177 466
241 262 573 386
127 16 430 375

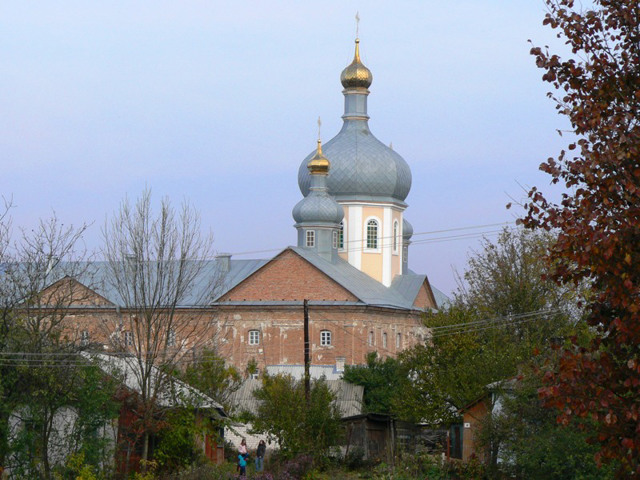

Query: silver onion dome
298 39 412 205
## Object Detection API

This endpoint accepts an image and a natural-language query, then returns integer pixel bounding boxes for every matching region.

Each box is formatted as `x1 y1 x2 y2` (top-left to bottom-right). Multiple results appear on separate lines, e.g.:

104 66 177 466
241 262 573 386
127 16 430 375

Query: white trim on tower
382 208 392 286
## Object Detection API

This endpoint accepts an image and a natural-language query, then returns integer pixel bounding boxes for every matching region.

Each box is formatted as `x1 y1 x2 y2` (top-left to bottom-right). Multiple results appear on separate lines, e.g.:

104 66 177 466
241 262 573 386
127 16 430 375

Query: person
255 439 266 472
238 438 248 456
238 452 247 477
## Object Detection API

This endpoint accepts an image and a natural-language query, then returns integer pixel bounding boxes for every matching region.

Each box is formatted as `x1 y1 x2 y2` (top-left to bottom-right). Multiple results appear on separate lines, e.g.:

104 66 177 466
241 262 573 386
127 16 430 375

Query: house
86 353 227 475
457 379 515 462
6 353 227 479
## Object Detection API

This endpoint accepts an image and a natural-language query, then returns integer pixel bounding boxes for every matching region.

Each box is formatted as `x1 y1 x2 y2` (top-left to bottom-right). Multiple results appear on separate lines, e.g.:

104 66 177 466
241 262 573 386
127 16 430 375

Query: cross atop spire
355 12 360 38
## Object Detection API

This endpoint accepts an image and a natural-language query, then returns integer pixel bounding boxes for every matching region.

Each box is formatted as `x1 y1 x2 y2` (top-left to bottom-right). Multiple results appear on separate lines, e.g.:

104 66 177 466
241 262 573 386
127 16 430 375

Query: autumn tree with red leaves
523 0 640 475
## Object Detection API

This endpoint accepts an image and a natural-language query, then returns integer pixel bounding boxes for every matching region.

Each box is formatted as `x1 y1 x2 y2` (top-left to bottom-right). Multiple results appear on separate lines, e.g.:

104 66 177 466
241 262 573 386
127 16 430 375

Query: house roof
228 377 363 419
82 352 226 417
43 248 448 312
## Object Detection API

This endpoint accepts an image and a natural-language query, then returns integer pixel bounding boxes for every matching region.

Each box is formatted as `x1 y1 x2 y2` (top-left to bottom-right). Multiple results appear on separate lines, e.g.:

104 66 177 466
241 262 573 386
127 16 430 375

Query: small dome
403 218 414 240
340 39 372 89
307 140 330 174
292 193 344 225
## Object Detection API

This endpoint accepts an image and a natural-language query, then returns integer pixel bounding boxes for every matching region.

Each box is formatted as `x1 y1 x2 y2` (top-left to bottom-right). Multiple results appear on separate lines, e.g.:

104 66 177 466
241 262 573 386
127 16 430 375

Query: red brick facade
54 249 433 373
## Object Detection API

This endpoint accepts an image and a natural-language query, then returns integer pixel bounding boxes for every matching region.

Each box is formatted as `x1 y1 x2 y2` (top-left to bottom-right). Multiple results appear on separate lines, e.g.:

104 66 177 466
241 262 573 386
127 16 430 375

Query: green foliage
153 409 204 472
250 374 342 458
395 302 517 424
342 352 402 415
394 229 577 424
364 453 486 480
182 349 242 415
481 363 616 479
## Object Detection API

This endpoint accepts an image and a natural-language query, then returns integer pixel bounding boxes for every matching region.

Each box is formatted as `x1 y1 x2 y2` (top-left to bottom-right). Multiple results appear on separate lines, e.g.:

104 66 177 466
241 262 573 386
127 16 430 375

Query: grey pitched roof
229 376 363 418
288 246 431 310
51 248 443 312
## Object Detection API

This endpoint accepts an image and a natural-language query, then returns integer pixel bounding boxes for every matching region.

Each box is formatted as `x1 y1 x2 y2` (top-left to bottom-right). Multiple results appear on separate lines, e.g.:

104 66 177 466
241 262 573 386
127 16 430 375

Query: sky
0 1 571 296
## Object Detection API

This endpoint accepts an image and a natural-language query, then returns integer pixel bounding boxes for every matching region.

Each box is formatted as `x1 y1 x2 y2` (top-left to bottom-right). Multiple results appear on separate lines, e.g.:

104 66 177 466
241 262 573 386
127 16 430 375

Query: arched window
393 220 399 254
332 230 338 249
320 330 332 346
382 332 388 349
396 332 402 349
368 330 375 346
338 221 345 250
167 329 176 347
366 219 379 249
248 330 260 345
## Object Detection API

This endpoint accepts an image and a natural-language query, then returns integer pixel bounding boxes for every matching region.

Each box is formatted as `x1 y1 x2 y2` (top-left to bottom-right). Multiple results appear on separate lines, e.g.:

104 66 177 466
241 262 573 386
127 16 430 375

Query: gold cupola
340 38 373 89
307 140 330 174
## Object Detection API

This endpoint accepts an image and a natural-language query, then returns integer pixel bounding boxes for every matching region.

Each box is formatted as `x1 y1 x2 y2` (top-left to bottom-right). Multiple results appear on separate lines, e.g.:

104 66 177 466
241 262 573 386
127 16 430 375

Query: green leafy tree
523 0 640 474
342 352 402 415
0 214 119 480
482 362 616 480
250 374 342 459
182 349 242 415
395 229 576 424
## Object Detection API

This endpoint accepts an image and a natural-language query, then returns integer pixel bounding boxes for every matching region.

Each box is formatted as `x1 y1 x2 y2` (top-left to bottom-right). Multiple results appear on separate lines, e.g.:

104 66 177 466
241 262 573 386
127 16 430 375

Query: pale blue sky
0 1 569 295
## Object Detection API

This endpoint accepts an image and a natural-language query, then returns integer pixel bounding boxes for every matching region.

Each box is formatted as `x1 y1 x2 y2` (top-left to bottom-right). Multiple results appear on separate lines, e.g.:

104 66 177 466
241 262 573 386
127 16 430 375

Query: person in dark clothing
255 439 266 472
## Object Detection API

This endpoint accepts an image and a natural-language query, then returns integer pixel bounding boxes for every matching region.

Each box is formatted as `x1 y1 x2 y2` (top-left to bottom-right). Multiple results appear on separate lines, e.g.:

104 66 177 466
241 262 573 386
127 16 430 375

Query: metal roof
82 352 226 416
46 248 444 312
228 376 363 419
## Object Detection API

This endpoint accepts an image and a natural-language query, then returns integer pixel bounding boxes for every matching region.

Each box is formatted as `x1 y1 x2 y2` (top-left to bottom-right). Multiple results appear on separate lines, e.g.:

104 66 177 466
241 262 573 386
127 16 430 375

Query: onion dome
292 140 344 226
340 39 373 90
298 39 412 206
307 140 330 174
402 218 414 241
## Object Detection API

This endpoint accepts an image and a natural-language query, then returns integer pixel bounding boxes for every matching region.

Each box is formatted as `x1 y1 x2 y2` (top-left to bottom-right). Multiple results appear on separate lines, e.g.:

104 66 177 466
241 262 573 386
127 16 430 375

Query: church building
57 37 445 375
210 37 445 373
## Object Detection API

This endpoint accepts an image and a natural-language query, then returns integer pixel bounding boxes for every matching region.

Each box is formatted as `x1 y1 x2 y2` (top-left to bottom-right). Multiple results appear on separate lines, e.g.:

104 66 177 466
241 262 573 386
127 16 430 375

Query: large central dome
297 39 412 205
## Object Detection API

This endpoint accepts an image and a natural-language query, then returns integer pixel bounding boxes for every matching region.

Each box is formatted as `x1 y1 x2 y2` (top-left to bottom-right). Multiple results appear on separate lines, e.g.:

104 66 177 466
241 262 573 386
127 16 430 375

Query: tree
250 374 342 459
182 348 242 415
101 189 219 465
342 352 402 415
482 363 616 480
0 212 118 479
523 1 640 475
394 229 576 424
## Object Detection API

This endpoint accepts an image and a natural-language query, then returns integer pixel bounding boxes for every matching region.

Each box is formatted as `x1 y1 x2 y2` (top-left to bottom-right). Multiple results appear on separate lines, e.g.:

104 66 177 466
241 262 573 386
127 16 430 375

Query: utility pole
303 299 310 405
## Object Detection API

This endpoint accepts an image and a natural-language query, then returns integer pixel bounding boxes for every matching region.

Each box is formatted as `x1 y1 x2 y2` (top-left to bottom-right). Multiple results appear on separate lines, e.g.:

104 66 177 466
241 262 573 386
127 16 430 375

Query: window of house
80 330 89 346
393 220 399 254
396 332 402 349
167 329 176 347
403 245 408 263
332 230 338 249
366 220 379 249
306 230 315 247
382 332 387 349
338 221 345 250
124 331 133 346
368 330 374 346
248 330 260 346
320 330 332 346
